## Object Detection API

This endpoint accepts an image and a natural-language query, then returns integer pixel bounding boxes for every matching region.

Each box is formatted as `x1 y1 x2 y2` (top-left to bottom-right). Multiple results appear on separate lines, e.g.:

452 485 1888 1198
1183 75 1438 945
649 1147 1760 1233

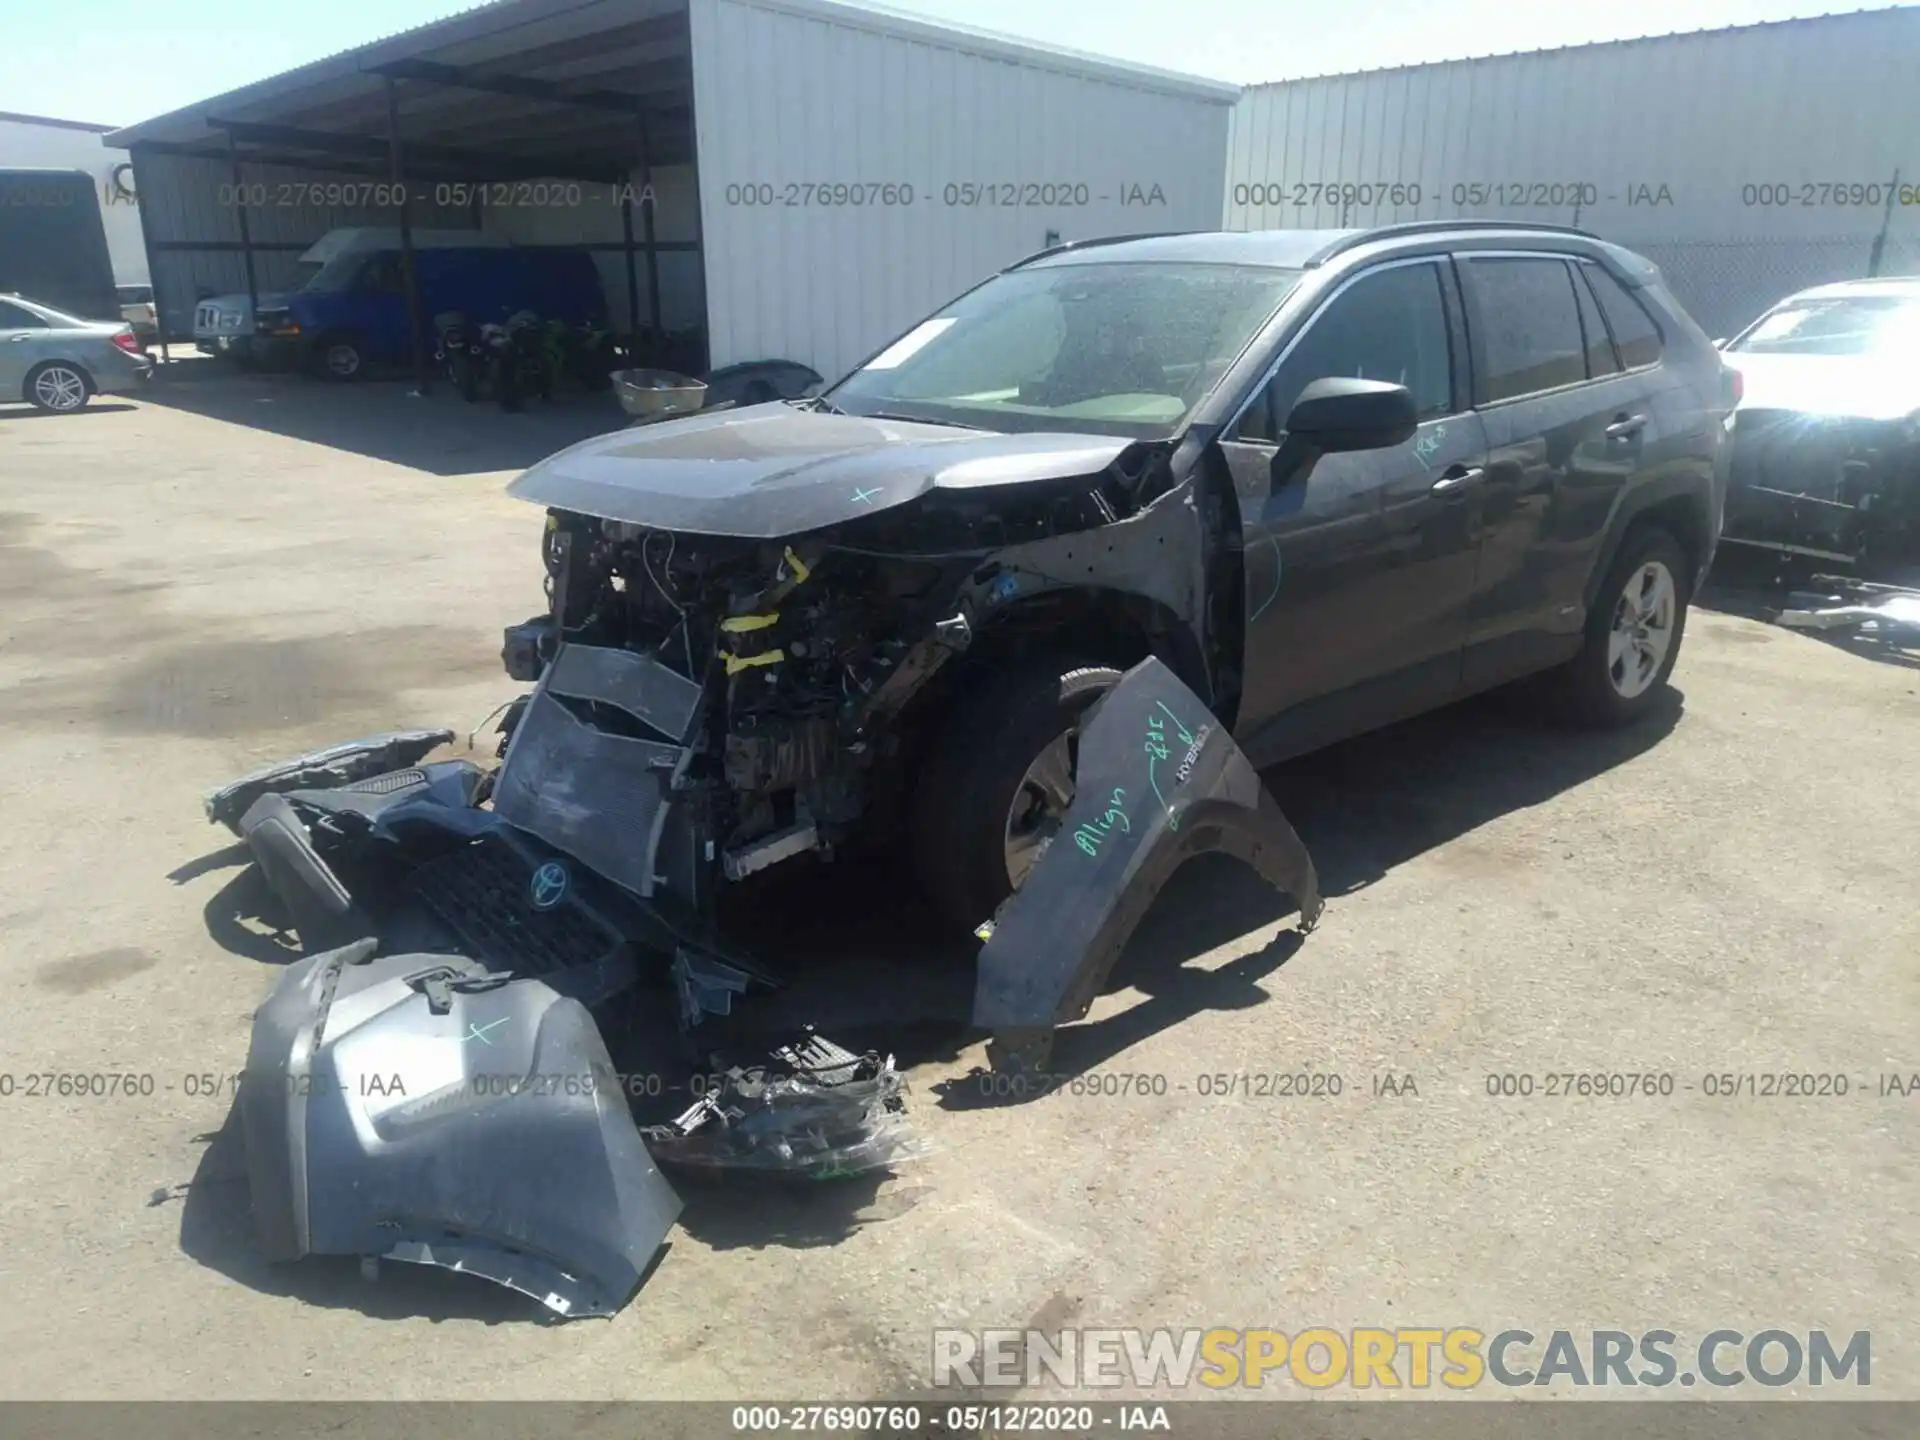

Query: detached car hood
1725 353 1920 423
506 403 1136 537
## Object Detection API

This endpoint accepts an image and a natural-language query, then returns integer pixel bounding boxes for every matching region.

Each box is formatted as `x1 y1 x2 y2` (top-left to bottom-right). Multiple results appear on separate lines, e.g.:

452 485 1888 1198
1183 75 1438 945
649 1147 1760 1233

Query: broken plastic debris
640 1032 928 1178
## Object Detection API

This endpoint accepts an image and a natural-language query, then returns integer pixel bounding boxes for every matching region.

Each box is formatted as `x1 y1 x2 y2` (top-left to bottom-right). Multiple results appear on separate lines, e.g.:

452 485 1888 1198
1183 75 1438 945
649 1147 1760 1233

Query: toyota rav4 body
502 221 1730 936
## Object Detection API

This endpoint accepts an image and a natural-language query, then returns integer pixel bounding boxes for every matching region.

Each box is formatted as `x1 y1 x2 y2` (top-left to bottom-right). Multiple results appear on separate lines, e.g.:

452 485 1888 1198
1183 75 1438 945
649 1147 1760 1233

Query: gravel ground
0 363 1915 1404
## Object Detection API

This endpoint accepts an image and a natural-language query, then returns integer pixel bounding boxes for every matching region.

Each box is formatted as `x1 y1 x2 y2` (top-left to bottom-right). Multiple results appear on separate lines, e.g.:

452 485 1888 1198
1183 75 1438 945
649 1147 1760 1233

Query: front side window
1469 256 1588 402
1727 294 1920 358
1236 261 1454 442
826 261 1303 439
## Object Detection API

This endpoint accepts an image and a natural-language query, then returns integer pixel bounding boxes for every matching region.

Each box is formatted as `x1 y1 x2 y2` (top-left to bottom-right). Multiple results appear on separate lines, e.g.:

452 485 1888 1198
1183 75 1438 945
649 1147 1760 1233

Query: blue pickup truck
194 228 606 379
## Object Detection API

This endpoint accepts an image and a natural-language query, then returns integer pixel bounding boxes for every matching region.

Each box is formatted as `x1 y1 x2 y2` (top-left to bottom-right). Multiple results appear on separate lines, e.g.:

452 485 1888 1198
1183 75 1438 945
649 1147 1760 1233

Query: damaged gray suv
205 221 1730 1320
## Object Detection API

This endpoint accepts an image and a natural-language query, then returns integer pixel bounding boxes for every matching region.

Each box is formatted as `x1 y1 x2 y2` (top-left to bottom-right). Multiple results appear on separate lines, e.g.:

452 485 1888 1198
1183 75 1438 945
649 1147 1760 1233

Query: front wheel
1546 526 1691 726
312 333 365 382
909 658 1122 933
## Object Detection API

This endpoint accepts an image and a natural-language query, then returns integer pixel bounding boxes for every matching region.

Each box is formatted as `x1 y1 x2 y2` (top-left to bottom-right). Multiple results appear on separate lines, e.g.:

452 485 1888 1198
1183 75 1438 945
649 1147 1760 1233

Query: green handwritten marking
1145 702 1198 828
462 1018 509 1046
1074 787 1131 857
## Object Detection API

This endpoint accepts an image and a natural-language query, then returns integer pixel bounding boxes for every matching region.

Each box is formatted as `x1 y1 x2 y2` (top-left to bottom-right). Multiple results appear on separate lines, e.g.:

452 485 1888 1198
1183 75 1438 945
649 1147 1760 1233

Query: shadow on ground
136 354 628 476
0 401 138 421
1268 681 1684 901
173 683 1681 1315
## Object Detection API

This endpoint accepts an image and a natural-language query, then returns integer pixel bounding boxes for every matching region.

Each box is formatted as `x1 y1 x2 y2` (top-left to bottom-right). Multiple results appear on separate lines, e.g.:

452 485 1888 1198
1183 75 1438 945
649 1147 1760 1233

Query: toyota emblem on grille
529 860 570 911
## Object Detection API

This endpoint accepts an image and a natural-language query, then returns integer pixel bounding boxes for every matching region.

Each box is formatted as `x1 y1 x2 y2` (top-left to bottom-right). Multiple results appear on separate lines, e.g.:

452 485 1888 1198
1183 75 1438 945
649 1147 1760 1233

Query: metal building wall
688 0 1235 377
1223 7 1920 337
131 149 473 341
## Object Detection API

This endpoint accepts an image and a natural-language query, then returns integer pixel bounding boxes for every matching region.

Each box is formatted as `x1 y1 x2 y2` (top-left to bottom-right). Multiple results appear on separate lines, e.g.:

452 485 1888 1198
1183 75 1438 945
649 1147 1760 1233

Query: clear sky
4 0 1897 130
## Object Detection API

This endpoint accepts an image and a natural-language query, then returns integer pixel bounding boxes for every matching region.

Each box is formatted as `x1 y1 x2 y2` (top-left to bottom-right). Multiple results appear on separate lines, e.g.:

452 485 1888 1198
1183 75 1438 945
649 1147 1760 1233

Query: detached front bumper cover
241 940 683 1319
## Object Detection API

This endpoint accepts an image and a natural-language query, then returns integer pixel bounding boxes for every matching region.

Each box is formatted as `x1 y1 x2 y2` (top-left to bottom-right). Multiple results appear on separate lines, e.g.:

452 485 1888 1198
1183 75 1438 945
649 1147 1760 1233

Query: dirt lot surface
1 361 1916 1403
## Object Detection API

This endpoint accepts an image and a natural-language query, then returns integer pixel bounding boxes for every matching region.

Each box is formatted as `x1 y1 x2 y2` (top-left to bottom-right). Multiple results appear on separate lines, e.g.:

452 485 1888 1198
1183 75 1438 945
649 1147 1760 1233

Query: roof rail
1304 219 1603 268
1003 231 1193 270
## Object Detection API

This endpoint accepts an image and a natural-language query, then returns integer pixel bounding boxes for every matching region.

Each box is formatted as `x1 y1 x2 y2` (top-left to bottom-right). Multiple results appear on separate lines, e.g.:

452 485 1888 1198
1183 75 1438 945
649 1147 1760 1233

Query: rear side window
1572 267 1620 377
1585 265 1663 368
1466 256 1587 401
0 301 47 329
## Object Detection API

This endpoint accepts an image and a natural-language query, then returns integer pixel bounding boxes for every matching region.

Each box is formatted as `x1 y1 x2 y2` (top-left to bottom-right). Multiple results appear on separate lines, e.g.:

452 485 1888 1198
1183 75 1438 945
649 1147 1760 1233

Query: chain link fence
1634 232 1920 339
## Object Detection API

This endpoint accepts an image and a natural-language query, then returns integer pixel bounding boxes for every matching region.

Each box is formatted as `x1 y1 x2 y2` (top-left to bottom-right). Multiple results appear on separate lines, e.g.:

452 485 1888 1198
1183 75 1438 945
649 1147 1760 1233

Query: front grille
408 837 624 978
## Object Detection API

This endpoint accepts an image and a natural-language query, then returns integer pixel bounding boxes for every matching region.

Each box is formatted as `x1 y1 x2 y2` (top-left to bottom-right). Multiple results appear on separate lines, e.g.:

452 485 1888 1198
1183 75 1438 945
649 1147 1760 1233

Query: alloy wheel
1607 559 1676 699
33 365 87 412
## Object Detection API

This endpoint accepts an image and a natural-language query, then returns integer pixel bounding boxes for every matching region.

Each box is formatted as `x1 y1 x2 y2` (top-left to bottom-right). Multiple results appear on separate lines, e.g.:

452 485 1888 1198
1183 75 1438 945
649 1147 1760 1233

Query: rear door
1217 256 1490 763
1455 253 1659 688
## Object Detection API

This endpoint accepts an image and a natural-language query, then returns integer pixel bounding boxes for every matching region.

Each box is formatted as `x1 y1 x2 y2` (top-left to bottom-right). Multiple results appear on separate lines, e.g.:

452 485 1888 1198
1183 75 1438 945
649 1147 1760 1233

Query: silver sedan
0 293 152 413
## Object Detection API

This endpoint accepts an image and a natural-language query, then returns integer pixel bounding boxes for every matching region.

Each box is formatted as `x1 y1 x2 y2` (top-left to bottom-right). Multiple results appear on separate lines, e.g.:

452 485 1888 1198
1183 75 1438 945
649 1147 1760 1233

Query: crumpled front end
195 417 1331 1318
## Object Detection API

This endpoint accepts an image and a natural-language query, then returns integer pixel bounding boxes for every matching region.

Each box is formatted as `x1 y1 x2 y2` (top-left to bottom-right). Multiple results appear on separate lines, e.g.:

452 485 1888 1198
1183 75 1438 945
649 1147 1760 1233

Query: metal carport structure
105 0 1238 387
106 0 700 386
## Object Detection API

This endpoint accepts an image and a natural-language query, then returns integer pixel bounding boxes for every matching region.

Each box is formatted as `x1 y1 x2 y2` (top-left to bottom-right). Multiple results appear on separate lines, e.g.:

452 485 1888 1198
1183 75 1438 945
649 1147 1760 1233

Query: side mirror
1712 337 1728 350
1285 377 1418 452
1268 378 1416 490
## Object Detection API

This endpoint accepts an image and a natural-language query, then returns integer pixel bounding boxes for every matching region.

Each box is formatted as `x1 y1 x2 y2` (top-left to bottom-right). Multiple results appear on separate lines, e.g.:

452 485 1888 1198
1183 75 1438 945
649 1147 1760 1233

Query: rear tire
1546 526 1691 727
910 658 1122 933
24 361 92 413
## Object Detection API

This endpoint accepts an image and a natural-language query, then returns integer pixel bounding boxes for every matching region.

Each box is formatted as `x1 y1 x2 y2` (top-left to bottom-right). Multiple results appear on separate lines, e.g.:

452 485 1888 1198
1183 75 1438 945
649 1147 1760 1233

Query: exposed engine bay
196 399 1325 1321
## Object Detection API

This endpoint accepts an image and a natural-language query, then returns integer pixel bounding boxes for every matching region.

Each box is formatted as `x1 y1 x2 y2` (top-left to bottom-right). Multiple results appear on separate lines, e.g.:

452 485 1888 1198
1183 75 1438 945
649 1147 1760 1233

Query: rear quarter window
1585 265 1664 368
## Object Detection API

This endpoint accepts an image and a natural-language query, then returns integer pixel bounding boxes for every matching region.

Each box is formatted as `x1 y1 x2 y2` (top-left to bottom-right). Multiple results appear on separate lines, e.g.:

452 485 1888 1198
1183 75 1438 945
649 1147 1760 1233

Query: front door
0 299 51 397
1216 257 1490 764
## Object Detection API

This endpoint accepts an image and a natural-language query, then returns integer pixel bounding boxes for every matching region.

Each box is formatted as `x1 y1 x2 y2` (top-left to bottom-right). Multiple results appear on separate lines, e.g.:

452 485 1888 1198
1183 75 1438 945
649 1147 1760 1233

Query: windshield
825 261 1303 438
302 254 373 293
1728 295 1920 357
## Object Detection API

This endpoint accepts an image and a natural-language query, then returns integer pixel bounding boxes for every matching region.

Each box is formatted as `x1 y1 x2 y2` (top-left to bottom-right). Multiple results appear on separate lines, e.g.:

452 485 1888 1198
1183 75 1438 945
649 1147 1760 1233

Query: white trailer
105 0 1235 378
0 111 148 287
1222 6 1920 337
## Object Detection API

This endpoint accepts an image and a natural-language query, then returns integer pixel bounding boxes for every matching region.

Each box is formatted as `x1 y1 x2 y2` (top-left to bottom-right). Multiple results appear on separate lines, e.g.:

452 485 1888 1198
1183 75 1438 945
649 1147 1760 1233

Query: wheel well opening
883 586 1207 798
1631 498 1709 584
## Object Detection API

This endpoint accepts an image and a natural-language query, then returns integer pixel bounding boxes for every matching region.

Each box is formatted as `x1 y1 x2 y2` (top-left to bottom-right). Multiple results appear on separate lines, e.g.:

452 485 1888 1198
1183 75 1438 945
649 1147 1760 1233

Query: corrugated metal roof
1242 3 1920 87
0 110 120 133
105 0 1236 151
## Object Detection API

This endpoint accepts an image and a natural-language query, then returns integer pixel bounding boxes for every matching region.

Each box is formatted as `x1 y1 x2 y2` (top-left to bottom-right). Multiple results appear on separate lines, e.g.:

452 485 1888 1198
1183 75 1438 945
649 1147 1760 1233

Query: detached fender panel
240 943 682 1319
970 657 1322 1069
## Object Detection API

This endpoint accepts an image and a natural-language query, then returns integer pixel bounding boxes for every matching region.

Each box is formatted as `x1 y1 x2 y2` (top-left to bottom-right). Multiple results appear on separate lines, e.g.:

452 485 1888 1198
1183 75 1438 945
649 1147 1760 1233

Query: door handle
1605 413 1648 439
1429 465 1485 495
7 335 30 343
